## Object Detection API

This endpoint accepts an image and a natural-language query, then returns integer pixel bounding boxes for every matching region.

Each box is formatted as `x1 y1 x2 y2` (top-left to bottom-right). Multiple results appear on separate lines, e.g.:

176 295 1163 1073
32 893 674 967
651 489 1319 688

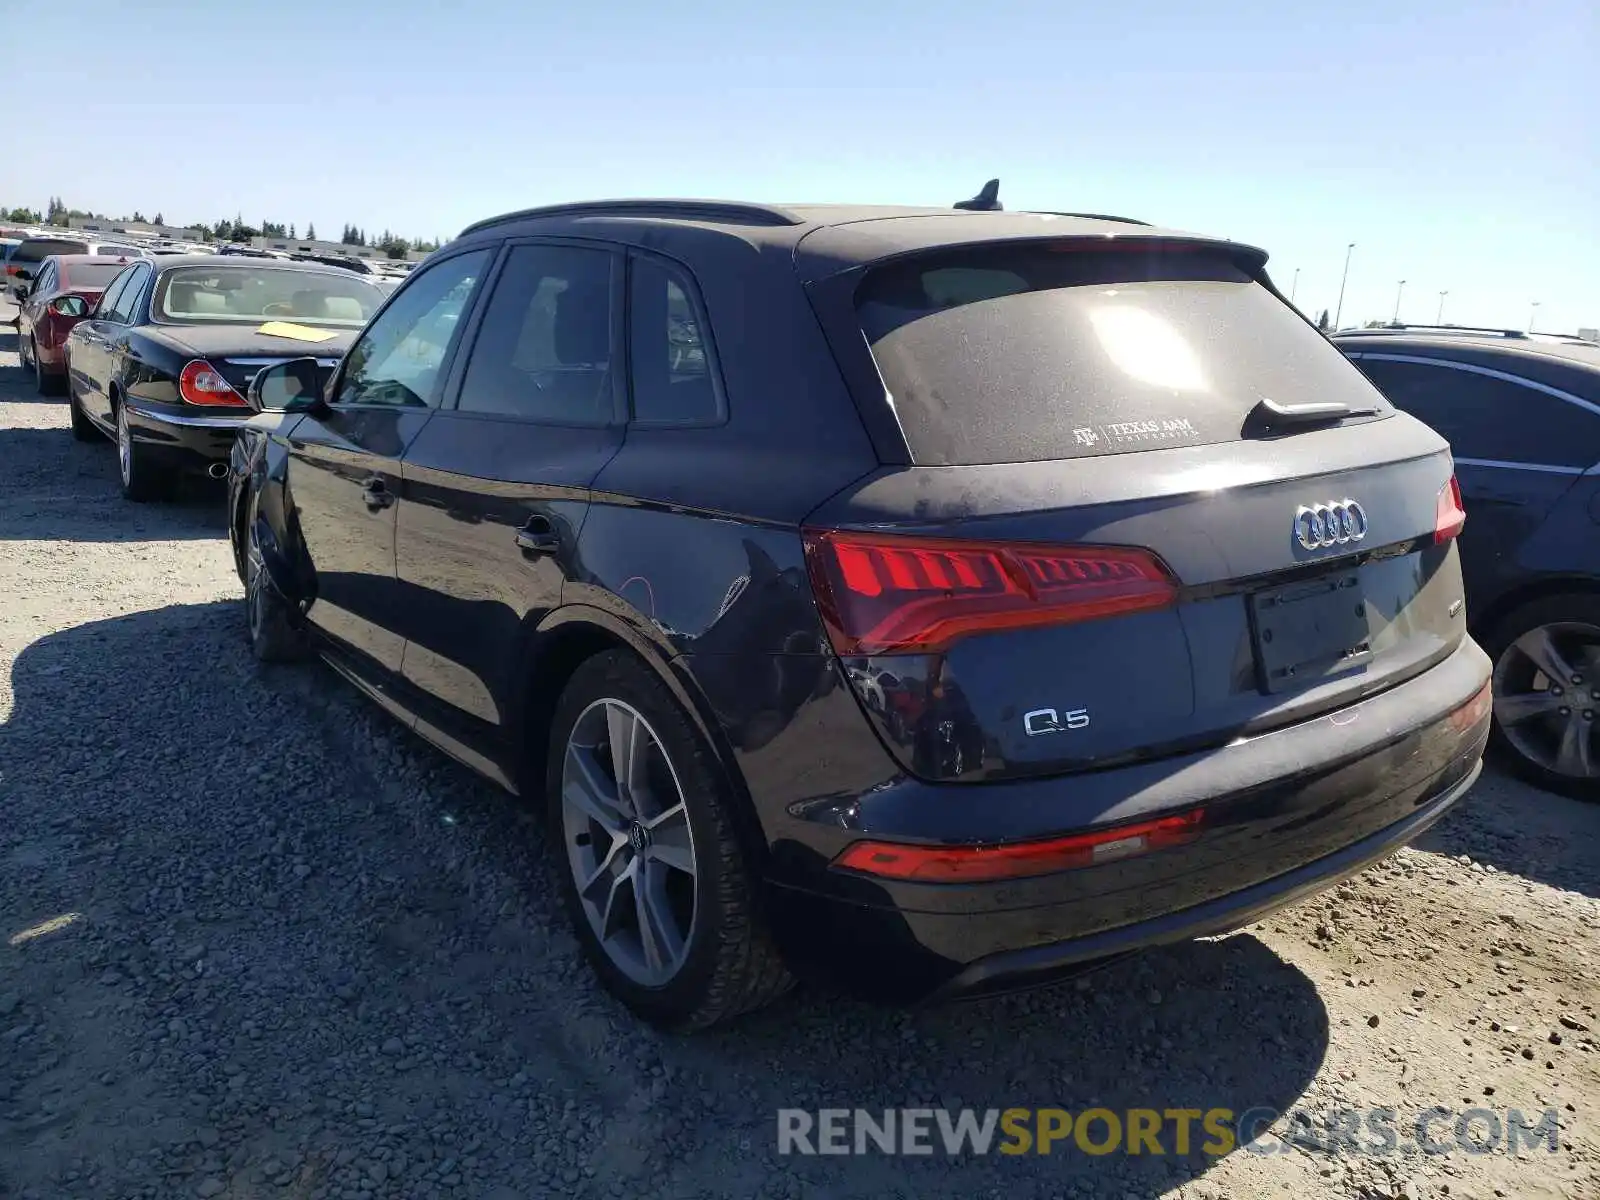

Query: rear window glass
855 243 1388 465
15 238 87 263
63 262 127 289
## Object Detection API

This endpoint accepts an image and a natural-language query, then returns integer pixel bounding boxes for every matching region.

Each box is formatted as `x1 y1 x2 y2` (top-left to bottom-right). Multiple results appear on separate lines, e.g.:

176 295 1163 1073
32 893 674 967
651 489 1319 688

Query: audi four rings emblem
1294 499 1369 551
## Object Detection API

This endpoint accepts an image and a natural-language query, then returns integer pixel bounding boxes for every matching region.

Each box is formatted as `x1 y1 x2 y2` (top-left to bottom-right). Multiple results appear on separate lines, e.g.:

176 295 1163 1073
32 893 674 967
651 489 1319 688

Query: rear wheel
66 372 96 442
116 399 171 502
1486 594 1600 800
547 650 792 1029
33 340 62 396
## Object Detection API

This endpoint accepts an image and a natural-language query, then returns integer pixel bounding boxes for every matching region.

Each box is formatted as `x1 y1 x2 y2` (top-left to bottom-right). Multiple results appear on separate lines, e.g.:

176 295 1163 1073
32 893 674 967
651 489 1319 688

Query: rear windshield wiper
1245 396 1379 433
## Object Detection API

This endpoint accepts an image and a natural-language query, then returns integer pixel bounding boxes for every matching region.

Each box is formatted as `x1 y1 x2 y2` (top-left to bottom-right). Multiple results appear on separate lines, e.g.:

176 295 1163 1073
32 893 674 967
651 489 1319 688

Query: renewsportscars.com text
776 1106 1563 1158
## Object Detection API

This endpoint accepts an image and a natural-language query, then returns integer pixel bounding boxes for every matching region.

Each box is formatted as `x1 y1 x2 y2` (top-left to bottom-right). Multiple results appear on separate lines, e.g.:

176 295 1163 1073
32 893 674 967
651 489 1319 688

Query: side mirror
14 267 32 281
246 356 326 414
49 295 89 318
9 283 24 301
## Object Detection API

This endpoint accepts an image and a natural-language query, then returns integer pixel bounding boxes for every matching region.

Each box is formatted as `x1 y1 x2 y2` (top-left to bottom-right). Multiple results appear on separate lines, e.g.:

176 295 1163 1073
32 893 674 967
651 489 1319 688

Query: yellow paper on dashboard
256 321 339 343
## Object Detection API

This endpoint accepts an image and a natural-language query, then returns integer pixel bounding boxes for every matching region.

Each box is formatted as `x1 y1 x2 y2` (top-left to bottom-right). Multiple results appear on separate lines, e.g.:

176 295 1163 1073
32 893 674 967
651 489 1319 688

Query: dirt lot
1 308 1598 1200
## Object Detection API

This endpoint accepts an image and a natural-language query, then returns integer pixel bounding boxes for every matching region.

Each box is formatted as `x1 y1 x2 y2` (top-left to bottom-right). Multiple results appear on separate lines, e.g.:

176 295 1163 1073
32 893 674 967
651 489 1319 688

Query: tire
546 650 792 1029
115 398 171 502
242 506 309 663
1484 593 1600 801
33 340 62 396
67 375 97 442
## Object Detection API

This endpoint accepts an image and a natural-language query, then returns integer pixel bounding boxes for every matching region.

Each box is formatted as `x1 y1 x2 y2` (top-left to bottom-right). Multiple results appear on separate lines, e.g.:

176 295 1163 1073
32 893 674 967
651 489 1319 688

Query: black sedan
64 255 386 500
1336 326 1600 797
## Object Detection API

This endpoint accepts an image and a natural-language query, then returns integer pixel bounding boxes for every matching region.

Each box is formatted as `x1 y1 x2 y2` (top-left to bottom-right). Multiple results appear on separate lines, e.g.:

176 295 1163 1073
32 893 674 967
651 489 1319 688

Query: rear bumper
764 637 1491 1002
932 758 1477 1000
124 401 247 470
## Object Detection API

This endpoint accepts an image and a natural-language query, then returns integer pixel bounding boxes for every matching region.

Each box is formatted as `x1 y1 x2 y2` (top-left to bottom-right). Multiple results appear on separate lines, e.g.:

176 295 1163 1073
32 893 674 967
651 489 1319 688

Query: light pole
1529 301 1541 333
1290 267 1300 303
1334 243 1355 330
1437 290 1448 324
1392 279 1406 325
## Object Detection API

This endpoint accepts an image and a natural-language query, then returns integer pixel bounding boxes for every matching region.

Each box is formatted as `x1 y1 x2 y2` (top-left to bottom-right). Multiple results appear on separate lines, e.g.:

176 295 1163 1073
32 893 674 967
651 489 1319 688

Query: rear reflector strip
1449 680 1492 735
831 808 1207 883
802 529 1177 656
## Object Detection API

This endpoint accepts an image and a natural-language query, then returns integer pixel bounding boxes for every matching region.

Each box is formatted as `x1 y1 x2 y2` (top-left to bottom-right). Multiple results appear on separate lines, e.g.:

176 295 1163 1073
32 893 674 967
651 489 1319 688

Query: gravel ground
1 309 1598 1200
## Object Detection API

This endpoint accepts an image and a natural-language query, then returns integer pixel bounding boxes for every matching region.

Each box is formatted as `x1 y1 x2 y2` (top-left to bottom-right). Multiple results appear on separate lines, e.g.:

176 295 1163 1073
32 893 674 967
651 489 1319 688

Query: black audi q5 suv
229 197 1492 1029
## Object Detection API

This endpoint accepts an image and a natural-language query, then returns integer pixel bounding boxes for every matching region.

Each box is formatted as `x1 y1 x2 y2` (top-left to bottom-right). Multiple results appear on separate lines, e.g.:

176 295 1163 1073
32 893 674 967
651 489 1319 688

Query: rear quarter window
15 239 88 263
855 243 1390 466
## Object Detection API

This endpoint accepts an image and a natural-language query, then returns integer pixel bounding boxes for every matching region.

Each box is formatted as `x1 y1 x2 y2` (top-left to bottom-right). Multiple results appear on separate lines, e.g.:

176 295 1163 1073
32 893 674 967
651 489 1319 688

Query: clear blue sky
9 0 1596 332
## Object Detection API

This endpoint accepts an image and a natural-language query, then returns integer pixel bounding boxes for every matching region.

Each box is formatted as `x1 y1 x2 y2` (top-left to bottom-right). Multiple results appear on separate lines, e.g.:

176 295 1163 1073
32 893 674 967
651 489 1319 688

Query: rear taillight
1435 475 1466 543
832 808 1207 882
178 359 246 407
801 529 1178 656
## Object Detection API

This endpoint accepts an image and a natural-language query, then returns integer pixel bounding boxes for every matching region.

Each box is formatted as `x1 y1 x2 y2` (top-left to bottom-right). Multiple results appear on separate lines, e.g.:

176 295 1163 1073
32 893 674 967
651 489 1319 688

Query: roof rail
459 199 804 237
1029 211 1153 227
1344 323 1529 339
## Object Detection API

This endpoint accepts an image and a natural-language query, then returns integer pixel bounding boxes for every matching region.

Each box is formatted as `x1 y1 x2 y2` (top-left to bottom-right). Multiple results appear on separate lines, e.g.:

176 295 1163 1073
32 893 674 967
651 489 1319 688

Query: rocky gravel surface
1 313 1598 1199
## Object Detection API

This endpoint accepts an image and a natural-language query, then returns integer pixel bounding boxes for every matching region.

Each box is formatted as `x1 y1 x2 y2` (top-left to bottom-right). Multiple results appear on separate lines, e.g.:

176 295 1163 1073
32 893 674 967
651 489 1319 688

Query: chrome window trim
1452 457 1585 476
1348 351 1600 418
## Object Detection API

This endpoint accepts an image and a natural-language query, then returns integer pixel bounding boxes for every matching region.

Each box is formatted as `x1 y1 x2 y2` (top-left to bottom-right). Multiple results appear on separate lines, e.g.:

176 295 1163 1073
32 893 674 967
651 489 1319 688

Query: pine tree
307 222 316 240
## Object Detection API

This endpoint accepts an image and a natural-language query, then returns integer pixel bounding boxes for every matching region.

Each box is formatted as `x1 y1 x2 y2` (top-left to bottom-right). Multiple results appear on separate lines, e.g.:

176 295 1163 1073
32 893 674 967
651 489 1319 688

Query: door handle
360 477 394 511
515 516 561 557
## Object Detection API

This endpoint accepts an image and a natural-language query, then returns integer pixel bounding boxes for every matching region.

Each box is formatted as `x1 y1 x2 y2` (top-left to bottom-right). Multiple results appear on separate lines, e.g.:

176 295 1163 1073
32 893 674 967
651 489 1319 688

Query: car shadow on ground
2 600 1331 1198
0 423 228 542
1416 763 1600 899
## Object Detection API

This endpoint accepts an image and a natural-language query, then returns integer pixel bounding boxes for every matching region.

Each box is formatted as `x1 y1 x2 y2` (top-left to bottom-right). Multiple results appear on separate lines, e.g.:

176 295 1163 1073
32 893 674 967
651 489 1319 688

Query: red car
13 254 137 394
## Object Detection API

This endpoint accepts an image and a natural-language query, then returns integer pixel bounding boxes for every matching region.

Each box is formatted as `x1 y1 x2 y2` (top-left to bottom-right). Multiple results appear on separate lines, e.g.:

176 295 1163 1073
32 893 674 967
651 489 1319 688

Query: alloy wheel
560 698 697 986
1492 620 1600 780
116 405 132 487
245 521 269 645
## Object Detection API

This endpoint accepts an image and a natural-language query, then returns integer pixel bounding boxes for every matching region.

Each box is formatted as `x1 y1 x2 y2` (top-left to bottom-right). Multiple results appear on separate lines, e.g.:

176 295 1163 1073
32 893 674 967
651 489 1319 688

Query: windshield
153 264 384 326
63 262 127 288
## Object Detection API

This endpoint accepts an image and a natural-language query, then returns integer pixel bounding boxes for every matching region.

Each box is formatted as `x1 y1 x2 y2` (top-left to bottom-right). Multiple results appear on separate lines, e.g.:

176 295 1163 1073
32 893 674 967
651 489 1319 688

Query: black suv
1336 325 1600 796
229 199 1491 1029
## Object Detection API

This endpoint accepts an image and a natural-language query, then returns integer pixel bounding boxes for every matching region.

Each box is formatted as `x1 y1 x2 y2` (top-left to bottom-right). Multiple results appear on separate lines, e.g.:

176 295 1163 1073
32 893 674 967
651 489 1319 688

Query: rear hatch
804 235 1469 783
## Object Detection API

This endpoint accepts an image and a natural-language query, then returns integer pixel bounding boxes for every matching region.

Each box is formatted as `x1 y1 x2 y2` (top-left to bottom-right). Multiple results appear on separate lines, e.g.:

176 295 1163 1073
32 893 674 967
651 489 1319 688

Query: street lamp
1290 267 1300 303
1392 279 1406 325
1437 291 1448 324
1529 301 1541 333
1334 243 1355 329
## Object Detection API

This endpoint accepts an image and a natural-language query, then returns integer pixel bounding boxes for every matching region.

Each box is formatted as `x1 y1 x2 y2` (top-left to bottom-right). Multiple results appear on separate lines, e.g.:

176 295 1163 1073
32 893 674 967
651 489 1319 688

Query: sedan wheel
561 698 698 987
115 401 170 502
33 340 61 396
1488 597 1600 799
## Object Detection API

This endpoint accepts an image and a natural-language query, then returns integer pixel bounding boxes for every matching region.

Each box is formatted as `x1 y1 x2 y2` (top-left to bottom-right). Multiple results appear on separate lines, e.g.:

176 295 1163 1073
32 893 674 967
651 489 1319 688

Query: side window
94 270 134 319
333 249 491 408
628 256 721 425
106 267 150 323
32 262 57 296
1358 357 1600 468
457 244 616 423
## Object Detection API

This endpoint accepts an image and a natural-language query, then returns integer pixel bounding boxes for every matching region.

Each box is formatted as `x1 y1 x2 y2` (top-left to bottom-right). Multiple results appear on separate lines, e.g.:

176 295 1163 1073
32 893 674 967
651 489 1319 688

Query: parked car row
15 189 1584 1032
